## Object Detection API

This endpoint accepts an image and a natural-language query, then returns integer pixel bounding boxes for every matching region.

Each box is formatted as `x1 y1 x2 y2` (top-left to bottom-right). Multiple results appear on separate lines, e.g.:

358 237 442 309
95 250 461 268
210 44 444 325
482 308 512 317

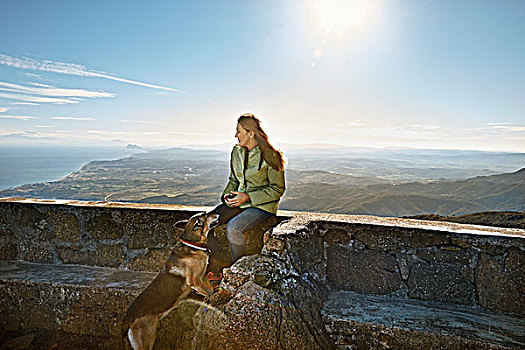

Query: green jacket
222 145 285 214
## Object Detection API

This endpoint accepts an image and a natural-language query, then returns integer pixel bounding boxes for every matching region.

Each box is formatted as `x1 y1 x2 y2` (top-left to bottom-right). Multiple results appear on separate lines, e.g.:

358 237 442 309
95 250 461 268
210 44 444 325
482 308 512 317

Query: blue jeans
208 203 273 264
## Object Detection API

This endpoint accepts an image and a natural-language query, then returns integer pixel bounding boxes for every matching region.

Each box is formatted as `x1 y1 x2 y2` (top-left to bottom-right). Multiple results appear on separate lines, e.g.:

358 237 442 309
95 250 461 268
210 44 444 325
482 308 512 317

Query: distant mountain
126 144 145 151
283 168 524 216
0 147 523 218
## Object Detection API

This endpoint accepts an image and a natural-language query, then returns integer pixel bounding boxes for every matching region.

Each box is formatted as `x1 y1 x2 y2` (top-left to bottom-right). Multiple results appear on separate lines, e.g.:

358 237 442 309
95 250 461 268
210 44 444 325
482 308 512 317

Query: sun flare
312 0 375 35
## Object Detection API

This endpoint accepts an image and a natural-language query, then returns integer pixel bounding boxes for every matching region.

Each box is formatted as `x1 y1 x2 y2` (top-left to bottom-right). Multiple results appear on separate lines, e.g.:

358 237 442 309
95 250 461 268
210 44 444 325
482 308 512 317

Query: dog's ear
174 219 189 229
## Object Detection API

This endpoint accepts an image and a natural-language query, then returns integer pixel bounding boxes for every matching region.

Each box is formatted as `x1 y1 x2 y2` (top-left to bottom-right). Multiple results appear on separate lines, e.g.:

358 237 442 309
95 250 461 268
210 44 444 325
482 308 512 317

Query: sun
311 0 375 35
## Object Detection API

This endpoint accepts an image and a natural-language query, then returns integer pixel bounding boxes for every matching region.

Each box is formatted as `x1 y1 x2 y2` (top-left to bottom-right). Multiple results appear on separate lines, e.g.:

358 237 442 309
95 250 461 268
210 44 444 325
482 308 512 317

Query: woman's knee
226 221 245 245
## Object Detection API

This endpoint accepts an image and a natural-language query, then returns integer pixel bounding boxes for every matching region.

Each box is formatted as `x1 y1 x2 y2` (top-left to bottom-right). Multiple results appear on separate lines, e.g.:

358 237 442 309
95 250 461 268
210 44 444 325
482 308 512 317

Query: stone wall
0 199 282 272
1 199 524 349
316 219 524 315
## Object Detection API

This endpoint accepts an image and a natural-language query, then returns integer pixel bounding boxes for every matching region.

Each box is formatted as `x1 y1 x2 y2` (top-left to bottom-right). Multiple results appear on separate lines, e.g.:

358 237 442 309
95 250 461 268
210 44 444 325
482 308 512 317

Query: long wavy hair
238 113 285 172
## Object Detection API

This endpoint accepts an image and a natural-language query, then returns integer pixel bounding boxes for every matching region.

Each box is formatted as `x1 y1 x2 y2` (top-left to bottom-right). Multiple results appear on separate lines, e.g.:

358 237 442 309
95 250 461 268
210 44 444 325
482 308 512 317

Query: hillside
1 148 523 218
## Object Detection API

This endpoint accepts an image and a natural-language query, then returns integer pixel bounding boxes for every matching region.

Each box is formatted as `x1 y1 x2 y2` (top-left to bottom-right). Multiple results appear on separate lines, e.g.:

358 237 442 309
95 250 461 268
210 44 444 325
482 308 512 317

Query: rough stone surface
188 254 335 350
0 230 16 260
323 290 524 350
82 210 124 241
408 260 475 305
476 248 525 315
128 249 171 272
1 200 525 349
351 226 450 252
327 247 404 295
322 226 352 246
22 244 55 264
0 260 154 344
49 210 80 243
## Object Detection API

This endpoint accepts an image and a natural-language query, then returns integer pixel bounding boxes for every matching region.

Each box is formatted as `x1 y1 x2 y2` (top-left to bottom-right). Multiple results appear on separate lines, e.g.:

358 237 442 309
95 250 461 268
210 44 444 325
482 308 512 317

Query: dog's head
174 212 219 244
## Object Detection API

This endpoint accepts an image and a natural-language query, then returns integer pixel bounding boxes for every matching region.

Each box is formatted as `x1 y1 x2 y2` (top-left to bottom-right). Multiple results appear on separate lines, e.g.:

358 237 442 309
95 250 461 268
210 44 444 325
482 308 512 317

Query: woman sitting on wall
206 113 286 281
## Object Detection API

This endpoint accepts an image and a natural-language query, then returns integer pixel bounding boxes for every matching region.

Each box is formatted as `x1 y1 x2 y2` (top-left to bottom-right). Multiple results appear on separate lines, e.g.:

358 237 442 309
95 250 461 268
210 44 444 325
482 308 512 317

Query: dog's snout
209 214 220 229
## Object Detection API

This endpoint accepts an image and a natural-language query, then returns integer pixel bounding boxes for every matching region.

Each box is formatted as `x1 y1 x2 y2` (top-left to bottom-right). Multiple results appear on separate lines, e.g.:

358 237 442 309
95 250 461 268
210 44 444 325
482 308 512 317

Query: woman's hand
226 192 250 207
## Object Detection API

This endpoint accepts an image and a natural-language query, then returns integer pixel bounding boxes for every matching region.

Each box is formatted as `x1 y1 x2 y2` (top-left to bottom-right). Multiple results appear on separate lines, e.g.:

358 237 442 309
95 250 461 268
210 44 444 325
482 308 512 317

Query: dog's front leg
187 272 214 296
186 261 214 297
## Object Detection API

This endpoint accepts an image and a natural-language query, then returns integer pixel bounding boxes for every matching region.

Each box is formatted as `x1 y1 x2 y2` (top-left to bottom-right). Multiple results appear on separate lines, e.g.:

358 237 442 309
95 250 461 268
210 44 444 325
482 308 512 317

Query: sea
0 145 140 191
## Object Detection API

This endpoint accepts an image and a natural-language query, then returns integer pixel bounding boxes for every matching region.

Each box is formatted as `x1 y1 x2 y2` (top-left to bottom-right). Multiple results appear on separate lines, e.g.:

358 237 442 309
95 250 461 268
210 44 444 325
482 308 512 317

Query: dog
121 212 219 350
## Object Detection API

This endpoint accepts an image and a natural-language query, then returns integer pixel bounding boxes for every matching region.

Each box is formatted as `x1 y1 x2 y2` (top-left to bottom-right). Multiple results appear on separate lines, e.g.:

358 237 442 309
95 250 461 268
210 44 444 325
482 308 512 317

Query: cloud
168 131 226 136
487 122 513 126
0 54 183 92
0 107 12 113
0 115 38 120
28 82 54 88
12 102 39 105
35 125 51 128
0 92 78 104
23 72 42 79
0 81 116 98
51 116 96 121
1 131 40 139
478 122 525 132
410 124 440 130
121 119 164 125
492 125 525 132
87 130 162 136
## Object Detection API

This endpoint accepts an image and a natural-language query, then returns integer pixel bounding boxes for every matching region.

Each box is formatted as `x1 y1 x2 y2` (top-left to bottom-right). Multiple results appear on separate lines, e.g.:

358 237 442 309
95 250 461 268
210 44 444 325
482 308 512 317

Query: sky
0 0 524 152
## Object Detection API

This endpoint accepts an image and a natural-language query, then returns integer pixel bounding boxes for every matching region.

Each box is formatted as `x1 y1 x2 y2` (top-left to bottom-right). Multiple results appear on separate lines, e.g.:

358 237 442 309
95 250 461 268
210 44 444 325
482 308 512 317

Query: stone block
288 231 325 278
263 235 286 255
408 260 474 305
95 244 124 268
127 223 173 249
189 254 335 350
476 248 525 315
9 204 53 241
0 231 17 260
352 226 450 252
49 210 80 243
416 246 473 265
323 227 352 246
129 249 170 272
327 247 403 295
61 288 134 337
24 245 55 264
83 211 124 240
56 246 92 266
0 241 17 260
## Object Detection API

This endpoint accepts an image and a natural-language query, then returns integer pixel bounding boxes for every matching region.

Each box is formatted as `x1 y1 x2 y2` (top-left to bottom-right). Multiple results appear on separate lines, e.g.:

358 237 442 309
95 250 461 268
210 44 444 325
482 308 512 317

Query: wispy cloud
0 115 38 120
23 72 42 79
12 102 39 106
492 125 525 132
51 116 96 121
121 119 164 125
168 131 226 136
477 122 525 132
0 82 116 98
410 124 440 130
35 125 51 128
1 131 40 139
0 107 12 113
487 122 513 126
0 54 183 92
28 82 54 88
0 92 78 104
88 130 161 135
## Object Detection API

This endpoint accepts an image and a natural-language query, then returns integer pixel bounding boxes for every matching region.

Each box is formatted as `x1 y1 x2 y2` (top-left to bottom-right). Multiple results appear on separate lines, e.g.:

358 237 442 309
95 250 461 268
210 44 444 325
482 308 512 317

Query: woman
207 113 285 275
